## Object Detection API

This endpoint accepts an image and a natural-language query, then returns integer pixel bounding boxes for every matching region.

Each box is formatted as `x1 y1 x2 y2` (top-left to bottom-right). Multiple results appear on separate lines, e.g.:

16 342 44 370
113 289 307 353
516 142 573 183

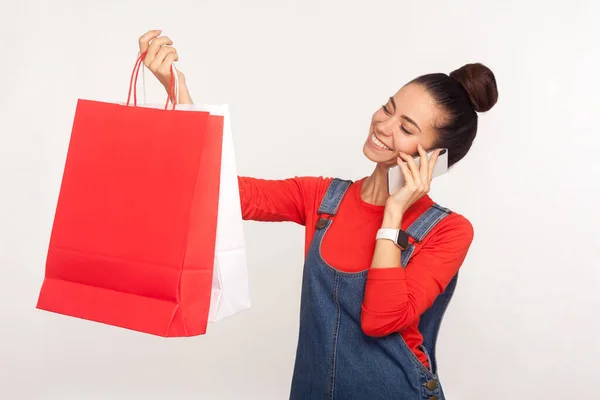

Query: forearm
370 210 403 269
361 210 413 335
362 212 474 337
361 267 412 336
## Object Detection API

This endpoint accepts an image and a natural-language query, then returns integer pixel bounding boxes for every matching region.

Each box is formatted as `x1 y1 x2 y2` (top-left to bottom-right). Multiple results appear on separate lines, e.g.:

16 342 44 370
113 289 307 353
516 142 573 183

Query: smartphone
387 149 449 195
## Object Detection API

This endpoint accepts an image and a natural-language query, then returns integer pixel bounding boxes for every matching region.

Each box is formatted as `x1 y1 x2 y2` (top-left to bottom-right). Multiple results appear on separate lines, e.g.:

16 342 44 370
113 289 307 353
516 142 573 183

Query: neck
361 164 391 206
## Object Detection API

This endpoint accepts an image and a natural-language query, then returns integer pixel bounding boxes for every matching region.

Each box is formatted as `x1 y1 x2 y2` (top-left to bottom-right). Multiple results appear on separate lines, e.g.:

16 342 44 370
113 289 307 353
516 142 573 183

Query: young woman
137 30 498 400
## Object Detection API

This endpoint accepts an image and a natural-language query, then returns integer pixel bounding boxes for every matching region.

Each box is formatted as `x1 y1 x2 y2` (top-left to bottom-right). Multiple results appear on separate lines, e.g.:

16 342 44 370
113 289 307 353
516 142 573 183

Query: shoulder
296 176 336 211
288 176 356 195
291 176 360 215
281 176 335 198
423 205 475 248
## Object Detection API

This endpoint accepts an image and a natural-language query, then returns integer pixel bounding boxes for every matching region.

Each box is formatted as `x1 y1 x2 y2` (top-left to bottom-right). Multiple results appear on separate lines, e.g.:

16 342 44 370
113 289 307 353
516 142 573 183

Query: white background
1 0 599 399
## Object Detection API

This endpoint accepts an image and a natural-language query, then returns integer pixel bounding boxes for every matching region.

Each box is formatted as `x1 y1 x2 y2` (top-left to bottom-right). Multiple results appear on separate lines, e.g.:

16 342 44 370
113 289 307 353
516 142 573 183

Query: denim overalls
289 179 459 400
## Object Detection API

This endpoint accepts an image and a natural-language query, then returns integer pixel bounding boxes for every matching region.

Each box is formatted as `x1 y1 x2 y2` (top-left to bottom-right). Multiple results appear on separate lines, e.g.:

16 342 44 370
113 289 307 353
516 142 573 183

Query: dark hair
411 63 498 166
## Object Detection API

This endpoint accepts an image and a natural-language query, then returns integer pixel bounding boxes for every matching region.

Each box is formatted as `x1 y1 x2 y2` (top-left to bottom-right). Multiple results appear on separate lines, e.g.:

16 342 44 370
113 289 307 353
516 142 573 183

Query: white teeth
371 133 391 150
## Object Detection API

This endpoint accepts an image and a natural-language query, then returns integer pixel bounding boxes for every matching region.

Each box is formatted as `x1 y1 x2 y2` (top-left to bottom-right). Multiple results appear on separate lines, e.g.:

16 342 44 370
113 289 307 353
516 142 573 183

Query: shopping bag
134 65 251 322
36 52 225 336
187 104 250 323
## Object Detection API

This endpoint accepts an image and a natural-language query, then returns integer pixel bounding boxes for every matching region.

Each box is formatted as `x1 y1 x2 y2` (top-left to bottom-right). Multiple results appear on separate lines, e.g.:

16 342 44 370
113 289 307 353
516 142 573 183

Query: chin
362 142 396 166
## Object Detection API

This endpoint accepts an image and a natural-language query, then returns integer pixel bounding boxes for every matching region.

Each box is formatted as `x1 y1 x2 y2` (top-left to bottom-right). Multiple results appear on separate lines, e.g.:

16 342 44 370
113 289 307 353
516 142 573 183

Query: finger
428 149 441 182
144 36 174 67
158 51 178 76
151 46 178 71
138 30 161 54
417 144 429 181
399 152 421 185
145 37 173 67
397 157 415 187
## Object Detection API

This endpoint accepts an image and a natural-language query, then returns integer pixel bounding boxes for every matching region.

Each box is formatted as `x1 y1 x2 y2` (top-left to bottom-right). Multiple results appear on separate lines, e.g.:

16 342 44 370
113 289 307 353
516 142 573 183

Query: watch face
397 230 409 249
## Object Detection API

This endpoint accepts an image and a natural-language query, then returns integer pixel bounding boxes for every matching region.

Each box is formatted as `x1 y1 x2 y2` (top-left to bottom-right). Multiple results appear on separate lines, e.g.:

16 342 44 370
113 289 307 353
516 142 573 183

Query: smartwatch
376 228 409 250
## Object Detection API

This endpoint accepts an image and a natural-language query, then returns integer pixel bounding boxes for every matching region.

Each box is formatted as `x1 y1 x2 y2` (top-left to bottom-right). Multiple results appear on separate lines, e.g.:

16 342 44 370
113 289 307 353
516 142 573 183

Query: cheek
392 134 419 155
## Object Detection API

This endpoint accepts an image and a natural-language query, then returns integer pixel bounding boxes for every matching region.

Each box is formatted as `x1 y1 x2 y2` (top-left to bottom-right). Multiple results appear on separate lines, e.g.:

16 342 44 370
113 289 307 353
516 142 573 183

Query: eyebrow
389 96 422 133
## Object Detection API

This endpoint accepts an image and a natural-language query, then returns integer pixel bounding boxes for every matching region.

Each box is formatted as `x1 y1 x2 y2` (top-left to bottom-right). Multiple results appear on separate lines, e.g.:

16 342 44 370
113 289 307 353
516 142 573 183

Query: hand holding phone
387 148 448 195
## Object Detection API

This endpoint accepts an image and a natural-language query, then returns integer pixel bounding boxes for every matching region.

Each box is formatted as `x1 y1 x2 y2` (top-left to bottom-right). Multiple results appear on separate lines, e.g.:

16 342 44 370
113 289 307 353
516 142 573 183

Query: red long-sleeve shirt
238 175 474 368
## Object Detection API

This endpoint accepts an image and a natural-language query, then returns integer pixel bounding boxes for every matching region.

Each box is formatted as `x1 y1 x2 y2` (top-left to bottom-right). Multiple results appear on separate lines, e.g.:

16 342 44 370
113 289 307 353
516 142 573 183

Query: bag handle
126 51 178 110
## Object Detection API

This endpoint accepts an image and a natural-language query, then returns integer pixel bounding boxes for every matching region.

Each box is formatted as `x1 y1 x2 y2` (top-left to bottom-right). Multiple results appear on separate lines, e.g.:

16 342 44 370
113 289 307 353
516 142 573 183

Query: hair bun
450 63 498 113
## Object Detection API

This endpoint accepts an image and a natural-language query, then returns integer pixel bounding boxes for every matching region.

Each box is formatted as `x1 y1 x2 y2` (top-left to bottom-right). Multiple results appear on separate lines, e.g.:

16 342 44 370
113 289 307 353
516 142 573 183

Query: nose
373 119 395 138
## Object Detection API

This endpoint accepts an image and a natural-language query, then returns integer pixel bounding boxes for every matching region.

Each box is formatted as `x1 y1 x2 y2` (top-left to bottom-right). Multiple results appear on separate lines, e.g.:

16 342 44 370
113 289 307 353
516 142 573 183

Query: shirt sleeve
238 176 324 225
360 214 474 336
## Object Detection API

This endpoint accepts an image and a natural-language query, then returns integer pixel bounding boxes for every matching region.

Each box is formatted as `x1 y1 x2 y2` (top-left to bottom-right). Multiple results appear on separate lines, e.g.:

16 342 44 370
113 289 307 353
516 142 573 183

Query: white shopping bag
132 71 251 323
181 103 251 322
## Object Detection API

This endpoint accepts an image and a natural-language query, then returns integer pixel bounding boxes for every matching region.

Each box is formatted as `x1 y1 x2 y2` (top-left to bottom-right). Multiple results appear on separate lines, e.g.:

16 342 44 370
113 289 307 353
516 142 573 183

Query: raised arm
360 145 473 335
137 31 331 226
361 213 473 335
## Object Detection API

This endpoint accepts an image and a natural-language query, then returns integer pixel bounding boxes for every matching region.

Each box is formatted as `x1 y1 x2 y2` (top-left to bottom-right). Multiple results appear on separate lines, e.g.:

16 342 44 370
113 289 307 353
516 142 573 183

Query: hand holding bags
36 52 250 336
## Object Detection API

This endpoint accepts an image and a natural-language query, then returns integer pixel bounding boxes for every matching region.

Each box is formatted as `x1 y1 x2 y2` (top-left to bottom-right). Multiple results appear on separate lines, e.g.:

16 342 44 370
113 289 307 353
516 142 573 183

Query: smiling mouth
370 133 392 151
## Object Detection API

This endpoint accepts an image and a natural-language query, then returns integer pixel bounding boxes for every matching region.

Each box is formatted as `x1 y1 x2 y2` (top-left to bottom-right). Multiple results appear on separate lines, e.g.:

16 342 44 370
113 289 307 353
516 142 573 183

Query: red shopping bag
36 53 224 337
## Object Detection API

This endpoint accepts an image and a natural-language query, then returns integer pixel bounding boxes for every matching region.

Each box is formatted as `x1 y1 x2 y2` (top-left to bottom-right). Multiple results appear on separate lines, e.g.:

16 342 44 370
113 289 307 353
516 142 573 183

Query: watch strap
376 228 409 250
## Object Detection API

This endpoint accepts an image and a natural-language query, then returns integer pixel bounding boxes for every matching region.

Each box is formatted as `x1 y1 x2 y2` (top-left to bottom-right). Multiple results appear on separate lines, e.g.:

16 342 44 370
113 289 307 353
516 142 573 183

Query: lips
370 133 392 151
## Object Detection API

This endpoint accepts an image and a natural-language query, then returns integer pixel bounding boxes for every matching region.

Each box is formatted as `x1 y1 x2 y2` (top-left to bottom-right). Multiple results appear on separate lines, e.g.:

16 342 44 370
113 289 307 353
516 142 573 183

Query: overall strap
400 202 458 376
400 203 451 267
406 203 452 243
315 178 352 229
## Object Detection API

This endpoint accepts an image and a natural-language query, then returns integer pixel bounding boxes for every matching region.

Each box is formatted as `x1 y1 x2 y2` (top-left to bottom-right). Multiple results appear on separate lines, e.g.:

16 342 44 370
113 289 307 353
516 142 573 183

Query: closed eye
401 125 413 135
382 104 391 115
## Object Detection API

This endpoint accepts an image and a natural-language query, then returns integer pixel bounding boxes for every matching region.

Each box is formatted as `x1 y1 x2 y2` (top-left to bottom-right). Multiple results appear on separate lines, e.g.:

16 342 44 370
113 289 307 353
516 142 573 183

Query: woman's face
363 83 441 166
